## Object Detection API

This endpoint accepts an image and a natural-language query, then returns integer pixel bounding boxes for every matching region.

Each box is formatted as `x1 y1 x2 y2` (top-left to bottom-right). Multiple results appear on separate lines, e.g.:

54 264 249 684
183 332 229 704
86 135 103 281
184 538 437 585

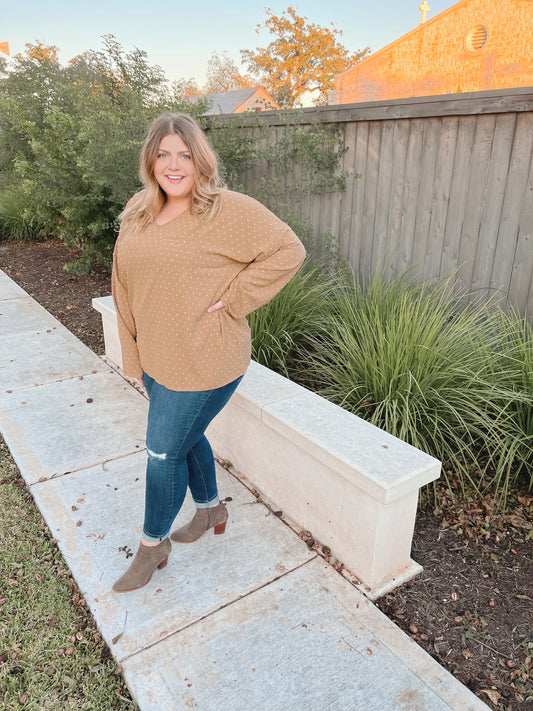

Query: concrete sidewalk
0 269 489 711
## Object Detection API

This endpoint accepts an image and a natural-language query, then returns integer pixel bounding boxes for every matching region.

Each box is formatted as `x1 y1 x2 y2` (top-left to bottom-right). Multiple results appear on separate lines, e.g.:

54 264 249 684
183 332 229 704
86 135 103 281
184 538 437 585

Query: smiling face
153 133 196 207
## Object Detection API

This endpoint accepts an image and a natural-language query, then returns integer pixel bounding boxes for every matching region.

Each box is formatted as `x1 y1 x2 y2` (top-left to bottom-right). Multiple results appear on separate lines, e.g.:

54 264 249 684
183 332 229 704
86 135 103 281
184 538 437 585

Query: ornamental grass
249 262 335 378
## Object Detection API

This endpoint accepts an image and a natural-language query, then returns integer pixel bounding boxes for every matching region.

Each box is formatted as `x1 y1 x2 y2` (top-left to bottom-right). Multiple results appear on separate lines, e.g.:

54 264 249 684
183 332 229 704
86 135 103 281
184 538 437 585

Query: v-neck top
111 189 306 391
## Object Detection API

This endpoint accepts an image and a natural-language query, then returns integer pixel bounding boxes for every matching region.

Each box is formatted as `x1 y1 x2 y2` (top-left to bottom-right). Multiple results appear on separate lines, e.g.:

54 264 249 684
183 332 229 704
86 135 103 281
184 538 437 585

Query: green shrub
204 114 262 191
477 308 533 500
302 268 532 500
0 189 47 241
257 116 349 198
0 37 207 269
252 114 354 264
206 114 351 267
249 262 334 377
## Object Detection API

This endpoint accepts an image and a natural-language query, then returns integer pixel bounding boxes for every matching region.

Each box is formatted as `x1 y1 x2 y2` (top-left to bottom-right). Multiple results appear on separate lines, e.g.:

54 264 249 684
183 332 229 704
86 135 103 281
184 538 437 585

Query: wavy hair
121 113 224 231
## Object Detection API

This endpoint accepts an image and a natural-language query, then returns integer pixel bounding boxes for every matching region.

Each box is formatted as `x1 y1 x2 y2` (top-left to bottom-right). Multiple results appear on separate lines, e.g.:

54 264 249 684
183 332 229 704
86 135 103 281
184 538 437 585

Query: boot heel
214 521 227 535
157 557 169 569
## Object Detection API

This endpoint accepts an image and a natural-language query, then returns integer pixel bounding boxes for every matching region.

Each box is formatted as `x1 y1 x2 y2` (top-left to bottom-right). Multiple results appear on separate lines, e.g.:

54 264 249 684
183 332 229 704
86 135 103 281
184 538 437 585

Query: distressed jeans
141 372 242 542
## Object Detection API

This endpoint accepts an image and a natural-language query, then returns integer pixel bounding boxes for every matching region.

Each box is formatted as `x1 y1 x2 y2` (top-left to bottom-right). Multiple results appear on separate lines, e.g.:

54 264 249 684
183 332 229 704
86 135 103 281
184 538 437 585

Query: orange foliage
20 40 59 64
241 6 369 107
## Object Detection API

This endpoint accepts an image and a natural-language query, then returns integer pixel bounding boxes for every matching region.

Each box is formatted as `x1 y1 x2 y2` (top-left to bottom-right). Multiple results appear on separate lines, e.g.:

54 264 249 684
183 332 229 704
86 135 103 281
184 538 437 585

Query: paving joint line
28 448 147 487
3 367 115 395
117 554 318 664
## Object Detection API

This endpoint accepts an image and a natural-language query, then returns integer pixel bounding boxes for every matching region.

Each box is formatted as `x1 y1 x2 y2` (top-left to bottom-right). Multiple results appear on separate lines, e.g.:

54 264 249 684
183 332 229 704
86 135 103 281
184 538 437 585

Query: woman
111 113 305 592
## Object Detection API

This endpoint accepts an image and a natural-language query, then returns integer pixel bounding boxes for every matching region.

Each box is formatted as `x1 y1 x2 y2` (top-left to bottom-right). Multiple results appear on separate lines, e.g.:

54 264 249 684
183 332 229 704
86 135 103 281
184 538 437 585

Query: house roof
203 87 264 115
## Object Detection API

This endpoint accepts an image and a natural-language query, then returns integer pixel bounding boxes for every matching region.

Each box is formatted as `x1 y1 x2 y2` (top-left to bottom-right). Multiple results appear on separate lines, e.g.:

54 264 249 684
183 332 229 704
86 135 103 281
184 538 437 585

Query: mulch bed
1 240 110 356
1 239 532 711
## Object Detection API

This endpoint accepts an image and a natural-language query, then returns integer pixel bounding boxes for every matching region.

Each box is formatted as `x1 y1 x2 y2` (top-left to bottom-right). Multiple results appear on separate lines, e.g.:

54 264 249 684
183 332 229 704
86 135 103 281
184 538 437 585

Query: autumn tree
241 6 370 107
22 39 59 64
203 51 255 94
171 77 201 99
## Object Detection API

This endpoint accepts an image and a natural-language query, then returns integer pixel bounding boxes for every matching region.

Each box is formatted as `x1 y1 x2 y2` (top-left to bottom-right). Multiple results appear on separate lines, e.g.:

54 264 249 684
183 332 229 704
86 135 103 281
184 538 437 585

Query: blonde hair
121 113 224 231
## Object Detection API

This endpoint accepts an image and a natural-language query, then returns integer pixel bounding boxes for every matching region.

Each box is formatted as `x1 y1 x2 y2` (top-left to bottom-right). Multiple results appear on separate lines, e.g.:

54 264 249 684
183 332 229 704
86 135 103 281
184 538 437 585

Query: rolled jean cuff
194 494 220 509
142 530 169 543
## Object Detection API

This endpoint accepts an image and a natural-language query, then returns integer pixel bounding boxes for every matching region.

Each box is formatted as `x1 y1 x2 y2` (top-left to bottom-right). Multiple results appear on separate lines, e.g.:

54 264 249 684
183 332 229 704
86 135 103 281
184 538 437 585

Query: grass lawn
0 437 137 711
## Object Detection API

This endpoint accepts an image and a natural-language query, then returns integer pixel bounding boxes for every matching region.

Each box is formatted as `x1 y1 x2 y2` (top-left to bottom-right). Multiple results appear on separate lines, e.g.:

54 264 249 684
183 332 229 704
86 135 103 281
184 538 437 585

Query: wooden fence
210 87 533 317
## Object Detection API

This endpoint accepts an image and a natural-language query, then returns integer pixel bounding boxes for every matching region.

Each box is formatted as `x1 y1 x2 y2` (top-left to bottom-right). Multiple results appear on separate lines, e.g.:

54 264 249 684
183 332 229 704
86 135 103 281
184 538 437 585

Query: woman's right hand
207 300 225 313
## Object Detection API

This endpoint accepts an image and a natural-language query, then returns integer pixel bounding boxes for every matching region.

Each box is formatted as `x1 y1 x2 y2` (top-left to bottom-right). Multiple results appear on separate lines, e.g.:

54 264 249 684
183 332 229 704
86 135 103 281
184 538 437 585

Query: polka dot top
112 190 306 391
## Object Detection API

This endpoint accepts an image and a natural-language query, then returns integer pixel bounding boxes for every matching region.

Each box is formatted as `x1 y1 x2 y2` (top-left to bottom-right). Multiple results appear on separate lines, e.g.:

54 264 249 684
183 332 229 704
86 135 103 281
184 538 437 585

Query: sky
1 0 455 88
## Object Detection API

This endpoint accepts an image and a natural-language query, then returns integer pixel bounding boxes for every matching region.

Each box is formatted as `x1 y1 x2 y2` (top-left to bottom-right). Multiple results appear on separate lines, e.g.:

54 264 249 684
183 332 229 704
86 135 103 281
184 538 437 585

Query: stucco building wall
335 0 533 104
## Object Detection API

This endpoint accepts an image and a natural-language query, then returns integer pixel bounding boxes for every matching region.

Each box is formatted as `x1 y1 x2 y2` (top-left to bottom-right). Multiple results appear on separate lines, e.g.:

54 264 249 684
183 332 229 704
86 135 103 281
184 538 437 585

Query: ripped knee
147 447 167 461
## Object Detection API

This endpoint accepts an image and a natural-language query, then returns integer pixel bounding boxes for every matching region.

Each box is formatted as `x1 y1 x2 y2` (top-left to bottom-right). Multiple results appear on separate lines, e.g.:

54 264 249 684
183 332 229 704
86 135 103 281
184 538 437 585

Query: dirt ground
1 239 532 711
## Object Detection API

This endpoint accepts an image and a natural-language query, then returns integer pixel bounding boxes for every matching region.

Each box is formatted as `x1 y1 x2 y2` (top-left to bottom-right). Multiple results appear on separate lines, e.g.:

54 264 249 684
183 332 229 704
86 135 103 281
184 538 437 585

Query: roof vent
465 24 489 53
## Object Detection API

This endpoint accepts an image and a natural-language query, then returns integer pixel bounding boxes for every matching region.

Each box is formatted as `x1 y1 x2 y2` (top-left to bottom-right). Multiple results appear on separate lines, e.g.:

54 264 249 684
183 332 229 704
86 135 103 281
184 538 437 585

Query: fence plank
490 113 533 304
324 123 349 243
456 115 496 295
508 154 533 315
349 121 370 270
398 118 426 274
386 119 410 278
338 122 358 261
412 118 440 279
371 120 395 274
440 116 476 279
423 116 458 280
360 122 382 276
471 113 516 298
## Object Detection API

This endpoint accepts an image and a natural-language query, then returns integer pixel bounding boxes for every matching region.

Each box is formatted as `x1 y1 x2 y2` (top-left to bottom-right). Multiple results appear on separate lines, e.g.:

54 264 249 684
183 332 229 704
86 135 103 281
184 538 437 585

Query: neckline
154 208 191 227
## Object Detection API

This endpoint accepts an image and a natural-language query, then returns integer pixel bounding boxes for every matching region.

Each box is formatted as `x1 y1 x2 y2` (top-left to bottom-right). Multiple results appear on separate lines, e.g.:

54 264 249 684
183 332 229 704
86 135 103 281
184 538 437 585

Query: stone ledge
92 295 123 369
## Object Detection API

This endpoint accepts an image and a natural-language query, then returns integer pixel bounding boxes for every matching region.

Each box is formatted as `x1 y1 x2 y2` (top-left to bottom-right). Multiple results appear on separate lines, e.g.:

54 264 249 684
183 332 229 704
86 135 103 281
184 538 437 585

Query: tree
241 6 370 107
73 34 167 103
203 51 254 95
24 40 59 64
0 37 207 269
171 77 201 99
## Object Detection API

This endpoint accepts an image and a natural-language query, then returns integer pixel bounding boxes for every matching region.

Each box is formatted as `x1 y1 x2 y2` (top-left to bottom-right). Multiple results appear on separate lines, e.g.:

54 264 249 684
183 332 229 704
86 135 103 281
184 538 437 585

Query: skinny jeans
142 372 242 542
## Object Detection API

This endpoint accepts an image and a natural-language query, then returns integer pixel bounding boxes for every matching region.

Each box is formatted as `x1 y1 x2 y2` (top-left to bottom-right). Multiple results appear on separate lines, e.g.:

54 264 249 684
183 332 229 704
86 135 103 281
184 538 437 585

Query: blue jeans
141 372 242 542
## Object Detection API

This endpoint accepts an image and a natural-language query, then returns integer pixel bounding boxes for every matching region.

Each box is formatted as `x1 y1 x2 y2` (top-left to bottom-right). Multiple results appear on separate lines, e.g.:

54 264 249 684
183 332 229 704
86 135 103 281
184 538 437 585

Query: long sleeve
111 236 143 379
221 224 306 320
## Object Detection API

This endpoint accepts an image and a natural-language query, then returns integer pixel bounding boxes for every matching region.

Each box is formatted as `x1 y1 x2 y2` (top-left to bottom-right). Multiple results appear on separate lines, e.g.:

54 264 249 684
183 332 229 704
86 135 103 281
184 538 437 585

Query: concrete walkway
0 269 489 711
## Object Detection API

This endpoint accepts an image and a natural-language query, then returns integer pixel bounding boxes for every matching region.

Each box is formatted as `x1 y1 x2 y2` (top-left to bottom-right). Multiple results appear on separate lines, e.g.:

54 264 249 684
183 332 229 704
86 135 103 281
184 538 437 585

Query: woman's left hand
207 300 225 313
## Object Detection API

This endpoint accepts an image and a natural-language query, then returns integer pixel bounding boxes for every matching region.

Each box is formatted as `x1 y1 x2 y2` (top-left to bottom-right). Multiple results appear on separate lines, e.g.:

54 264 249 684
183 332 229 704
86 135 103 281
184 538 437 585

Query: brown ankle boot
170 502 228 543
112 538 171 593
